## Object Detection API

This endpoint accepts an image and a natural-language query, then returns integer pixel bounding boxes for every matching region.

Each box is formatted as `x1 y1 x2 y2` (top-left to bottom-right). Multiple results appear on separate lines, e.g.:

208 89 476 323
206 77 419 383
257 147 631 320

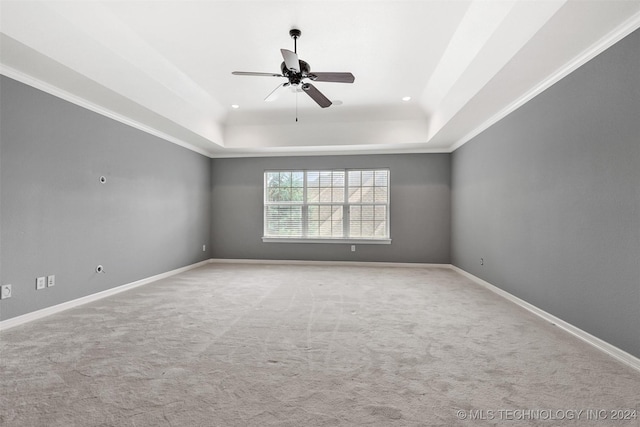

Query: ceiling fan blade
232 71 284 77
280 49 300 72
308 72 355 83
302 83 332 108
265 83 290 102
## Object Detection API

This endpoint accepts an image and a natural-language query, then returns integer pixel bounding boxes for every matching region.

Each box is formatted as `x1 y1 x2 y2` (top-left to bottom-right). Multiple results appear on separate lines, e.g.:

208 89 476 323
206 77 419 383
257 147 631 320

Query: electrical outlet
480 258 484 266
47 275 56 287
1 284 12 299
202 245 206 252
351 245 356 252
36 276 46 290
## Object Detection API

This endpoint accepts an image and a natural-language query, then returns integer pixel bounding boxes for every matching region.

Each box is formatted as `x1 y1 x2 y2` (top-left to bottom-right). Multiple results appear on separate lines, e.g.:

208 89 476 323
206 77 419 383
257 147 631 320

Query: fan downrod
289 29 301 53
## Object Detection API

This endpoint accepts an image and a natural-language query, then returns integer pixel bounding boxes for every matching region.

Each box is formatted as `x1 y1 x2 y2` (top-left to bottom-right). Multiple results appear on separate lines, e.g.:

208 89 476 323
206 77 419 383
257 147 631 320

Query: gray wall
211 154 451 263
451 29 640 357
0 76 211 321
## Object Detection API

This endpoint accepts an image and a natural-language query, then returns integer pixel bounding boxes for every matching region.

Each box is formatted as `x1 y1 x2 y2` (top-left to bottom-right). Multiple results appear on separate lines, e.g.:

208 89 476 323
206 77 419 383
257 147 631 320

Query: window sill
262 237 392 245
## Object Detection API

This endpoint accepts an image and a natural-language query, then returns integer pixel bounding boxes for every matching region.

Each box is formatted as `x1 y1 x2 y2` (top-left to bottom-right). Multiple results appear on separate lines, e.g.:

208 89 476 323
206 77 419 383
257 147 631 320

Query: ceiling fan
232 29 355 109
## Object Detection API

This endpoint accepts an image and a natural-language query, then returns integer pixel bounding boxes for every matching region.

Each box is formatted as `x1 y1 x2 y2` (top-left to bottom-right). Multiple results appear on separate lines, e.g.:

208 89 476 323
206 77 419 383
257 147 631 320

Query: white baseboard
209 258 450 269
0 260 210 331
450 265 640 374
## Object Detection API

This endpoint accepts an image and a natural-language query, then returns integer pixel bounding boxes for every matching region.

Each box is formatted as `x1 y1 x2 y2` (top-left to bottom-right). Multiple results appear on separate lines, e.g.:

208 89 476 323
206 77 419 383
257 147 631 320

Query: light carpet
1 264 638 426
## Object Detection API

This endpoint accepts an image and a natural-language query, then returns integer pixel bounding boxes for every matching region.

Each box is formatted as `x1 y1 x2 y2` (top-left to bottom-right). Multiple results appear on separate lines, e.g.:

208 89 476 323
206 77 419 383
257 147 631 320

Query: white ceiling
1 1 639 158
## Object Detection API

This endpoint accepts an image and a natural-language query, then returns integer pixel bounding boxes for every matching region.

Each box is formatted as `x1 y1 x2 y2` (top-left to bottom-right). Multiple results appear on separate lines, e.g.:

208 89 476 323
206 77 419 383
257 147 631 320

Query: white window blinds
264 169 390 241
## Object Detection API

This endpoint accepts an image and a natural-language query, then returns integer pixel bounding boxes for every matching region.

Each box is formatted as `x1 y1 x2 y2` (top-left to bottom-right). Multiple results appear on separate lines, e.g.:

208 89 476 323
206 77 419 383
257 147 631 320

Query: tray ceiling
1 1 639 157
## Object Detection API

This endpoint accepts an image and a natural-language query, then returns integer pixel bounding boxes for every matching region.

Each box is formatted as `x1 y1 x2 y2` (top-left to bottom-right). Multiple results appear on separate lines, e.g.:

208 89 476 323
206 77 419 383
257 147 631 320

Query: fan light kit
232 28 354 119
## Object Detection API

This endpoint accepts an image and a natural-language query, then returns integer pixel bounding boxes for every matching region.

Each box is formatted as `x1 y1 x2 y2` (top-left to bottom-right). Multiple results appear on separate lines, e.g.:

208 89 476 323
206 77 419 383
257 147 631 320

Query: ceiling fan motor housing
281 60 310 85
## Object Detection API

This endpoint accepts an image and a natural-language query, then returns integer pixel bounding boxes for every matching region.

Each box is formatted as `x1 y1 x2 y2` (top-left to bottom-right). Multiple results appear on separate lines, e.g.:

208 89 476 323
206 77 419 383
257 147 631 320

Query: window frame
262 168 392 244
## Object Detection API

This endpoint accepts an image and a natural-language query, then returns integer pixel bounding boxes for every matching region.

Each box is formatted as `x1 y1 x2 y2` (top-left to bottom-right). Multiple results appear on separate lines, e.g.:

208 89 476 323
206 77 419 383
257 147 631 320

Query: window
263 169 390 243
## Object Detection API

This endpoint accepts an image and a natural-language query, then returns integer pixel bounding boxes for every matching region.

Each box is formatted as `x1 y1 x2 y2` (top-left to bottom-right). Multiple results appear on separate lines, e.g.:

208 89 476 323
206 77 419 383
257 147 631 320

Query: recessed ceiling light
402 96 411 102
231 104 240 109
